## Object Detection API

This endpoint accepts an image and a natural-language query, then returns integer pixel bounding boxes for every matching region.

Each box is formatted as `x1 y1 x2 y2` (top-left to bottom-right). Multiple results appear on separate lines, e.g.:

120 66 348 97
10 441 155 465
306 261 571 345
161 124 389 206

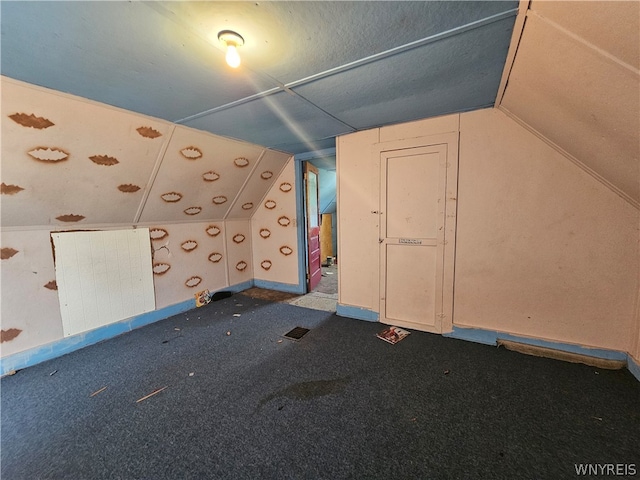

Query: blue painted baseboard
336 303 379 322
5 294 638 384
225 280 254 293
628 355 640 382
253 279 306 294
1 298 193 376
0 281 255 376
444 325 629 364
443 326 498 346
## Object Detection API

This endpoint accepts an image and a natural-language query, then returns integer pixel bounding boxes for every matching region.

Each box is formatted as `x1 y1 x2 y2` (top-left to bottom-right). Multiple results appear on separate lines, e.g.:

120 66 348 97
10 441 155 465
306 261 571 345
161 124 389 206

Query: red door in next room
305 162 322 292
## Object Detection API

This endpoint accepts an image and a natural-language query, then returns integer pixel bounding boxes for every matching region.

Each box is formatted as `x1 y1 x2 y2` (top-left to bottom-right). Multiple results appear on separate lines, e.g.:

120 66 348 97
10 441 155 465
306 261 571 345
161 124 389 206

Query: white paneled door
377 135 457 333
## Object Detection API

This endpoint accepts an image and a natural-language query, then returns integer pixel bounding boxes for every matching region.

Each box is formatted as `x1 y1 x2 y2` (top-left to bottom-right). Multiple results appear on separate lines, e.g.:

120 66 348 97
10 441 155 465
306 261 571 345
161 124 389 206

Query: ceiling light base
218 30 244 47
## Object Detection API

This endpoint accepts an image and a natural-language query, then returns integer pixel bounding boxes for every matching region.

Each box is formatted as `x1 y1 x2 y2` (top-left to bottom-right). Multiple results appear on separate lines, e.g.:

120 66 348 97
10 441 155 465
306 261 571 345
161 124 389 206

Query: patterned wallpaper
251 159 299 286
1 77 291 227
1 78 170 227
1 77 298 358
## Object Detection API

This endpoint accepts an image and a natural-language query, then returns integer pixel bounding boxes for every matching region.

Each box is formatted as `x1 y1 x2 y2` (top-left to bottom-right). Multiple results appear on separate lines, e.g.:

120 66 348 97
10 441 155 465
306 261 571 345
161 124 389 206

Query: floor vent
283 327 310 341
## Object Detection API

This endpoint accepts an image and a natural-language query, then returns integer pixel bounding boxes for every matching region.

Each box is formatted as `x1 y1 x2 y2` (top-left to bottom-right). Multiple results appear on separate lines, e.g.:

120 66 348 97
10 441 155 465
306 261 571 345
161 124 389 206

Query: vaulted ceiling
1 1 518 154
1 0 638 209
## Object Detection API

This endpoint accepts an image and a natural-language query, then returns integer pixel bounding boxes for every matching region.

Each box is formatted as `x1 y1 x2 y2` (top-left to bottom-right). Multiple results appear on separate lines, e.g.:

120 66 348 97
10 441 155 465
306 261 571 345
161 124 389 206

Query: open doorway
289 151 338 311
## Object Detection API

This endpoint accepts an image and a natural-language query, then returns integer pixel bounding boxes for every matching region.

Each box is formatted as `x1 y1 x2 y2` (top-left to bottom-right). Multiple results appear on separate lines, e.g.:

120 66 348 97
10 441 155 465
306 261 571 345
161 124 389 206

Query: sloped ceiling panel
294 17 516 129
532 1 639 70
1 79 171 227
227 149 292 219
138 126 266 223
182 90 354 153
500 3 639 204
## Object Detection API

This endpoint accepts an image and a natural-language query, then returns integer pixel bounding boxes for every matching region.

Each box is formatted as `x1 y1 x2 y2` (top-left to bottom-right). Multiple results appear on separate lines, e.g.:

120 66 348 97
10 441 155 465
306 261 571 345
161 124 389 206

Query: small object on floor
49 370 58 376
325 271 334 275
235 304 243 307
136 386 168 403
444 369 450 375
226 331 231 336
174 328 180 331
195 289 211 307
376 326 410 345
210 291 233 302
7 370 17 376
283 326 310 341
277 339 283 343
90 386 107 397
189 372 195 377
233 313 241 317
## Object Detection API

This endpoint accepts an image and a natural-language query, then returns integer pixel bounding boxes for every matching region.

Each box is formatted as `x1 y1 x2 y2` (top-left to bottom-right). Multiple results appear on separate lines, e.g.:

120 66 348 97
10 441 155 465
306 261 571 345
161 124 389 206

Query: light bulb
218 30 244 69
225 44 241 68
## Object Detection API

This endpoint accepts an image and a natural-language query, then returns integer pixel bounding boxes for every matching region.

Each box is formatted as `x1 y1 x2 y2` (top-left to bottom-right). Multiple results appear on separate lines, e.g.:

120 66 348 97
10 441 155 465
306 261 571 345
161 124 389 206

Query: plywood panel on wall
336 129 380 310
251 158 299 286
455 108 638 352
531 0 639 70
52 229 155 336
320 214 333 260
500 12 639 204
379 113 458 143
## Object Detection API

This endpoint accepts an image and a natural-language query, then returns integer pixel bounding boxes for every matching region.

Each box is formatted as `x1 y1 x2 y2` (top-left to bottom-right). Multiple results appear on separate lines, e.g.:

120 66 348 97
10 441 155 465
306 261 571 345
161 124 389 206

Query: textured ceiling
2 1 636 208
0 1 518 154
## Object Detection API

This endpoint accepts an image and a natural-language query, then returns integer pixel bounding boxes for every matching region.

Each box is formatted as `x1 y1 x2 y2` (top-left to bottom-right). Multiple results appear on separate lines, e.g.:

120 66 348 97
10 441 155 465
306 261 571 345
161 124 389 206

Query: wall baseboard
253 279 305 294
336 303 379 322
443 326 499 345
1 281 254 376
444 325 635 378
498 340 625 370
628 355 640 382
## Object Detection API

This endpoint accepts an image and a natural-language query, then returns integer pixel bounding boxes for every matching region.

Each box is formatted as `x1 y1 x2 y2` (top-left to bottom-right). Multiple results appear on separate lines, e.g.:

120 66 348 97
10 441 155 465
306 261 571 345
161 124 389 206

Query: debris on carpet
376 326 410 345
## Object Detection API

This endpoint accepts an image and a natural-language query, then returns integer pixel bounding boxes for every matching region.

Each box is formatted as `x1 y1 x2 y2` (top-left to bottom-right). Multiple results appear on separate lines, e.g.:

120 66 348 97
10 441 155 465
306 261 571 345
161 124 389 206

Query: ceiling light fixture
217 30 244 68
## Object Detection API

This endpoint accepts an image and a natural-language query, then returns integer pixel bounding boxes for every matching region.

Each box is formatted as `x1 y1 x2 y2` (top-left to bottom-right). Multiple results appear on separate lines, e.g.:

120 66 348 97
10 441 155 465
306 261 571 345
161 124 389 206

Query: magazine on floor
376 326 410 344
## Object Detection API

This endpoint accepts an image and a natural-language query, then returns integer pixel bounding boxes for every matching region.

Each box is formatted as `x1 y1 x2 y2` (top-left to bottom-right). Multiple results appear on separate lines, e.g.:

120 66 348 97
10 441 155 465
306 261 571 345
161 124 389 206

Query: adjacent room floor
244 263 338 312
2 293 638 480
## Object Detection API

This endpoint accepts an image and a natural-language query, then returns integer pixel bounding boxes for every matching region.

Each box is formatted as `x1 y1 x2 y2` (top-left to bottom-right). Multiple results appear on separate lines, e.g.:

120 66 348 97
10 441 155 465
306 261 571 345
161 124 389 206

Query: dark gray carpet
2 294 639 480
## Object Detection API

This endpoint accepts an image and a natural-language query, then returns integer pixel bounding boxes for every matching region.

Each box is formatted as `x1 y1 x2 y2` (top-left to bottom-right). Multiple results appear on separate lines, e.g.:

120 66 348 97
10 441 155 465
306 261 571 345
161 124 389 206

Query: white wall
336 129 380 311
337 108 639 353
455 109 637 352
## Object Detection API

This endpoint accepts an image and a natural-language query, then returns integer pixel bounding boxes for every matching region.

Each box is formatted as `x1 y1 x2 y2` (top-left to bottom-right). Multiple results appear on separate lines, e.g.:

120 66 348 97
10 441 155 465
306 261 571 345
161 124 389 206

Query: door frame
305 161 322 292
294 148 337 293
371 133 458 333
